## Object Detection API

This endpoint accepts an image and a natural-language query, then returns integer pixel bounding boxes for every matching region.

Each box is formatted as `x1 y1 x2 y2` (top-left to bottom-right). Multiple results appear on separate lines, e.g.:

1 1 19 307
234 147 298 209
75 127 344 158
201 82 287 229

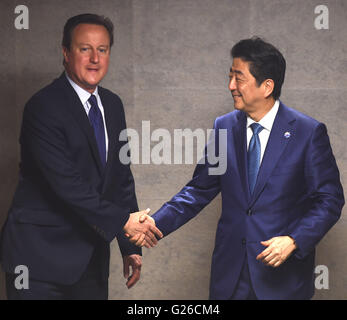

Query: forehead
230 58 252 75
71 23 110 43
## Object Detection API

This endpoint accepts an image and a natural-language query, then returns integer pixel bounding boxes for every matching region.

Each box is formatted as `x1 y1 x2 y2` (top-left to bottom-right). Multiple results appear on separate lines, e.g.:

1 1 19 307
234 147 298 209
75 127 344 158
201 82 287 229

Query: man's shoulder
28 73 67 106
214 110 244 127
212 102 323 131
23 73 77 120
280 102 321 128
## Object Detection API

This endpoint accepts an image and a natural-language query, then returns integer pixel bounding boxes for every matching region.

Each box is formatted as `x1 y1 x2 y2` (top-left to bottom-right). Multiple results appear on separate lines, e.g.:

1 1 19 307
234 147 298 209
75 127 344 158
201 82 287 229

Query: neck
65 70 97 94
247 98 276 122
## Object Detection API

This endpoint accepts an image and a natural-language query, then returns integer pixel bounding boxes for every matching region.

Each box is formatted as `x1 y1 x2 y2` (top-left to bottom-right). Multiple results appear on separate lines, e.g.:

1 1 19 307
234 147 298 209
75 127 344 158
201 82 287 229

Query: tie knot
88 94 98 107
250 122 263 135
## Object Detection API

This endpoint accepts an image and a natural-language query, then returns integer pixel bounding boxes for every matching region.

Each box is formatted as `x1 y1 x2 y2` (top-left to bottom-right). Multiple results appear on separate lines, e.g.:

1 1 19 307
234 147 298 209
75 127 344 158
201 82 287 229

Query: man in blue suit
0 14 161 300
132 37 344 299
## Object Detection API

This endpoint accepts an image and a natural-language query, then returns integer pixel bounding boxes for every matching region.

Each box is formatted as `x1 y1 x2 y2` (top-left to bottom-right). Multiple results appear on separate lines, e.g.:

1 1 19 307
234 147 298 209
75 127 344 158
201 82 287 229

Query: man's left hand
256 236 297 268
123 254 142 289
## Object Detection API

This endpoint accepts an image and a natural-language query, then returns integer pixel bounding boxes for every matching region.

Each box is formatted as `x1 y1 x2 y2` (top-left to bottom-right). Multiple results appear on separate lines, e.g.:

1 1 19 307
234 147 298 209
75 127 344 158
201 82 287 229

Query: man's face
63 23 110 93
229 58 265 114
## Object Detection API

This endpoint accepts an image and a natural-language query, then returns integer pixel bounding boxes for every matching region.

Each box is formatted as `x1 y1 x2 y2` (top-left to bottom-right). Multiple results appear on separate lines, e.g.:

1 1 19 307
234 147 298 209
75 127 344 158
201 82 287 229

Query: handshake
123 209 163 248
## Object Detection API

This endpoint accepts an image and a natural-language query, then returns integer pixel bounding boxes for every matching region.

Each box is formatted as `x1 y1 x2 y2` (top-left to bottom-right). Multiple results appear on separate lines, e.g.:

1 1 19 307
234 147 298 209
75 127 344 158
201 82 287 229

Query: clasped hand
123 208 163 248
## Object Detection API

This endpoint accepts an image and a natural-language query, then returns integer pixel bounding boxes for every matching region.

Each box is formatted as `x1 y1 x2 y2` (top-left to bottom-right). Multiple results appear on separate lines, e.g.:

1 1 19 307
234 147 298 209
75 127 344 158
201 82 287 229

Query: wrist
288 235 297 249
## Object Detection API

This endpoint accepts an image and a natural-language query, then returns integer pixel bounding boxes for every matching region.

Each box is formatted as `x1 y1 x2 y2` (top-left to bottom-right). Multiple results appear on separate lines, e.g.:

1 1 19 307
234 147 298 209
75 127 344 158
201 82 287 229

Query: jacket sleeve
289 123 344 259
114 108 142 256
152 121 223 236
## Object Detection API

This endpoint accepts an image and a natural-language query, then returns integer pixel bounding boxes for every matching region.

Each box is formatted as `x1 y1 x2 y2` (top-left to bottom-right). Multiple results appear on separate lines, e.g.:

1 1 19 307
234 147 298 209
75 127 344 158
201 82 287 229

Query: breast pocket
271 163 304 176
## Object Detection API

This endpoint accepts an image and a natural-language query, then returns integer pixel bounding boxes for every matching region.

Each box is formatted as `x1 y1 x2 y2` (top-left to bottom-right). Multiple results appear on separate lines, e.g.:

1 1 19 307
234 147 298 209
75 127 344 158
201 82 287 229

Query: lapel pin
284 131 291 139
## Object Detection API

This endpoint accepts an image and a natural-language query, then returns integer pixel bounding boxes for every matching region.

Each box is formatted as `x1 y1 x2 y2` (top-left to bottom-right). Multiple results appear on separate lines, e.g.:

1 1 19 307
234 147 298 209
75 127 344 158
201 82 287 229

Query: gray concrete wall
0 0 346 299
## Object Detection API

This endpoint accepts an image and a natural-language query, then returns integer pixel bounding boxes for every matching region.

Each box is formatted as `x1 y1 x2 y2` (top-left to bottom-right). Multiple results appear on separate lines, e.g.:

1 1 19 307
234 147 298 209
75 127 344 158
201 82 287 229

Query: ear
263 79 274 98
62 47 69 64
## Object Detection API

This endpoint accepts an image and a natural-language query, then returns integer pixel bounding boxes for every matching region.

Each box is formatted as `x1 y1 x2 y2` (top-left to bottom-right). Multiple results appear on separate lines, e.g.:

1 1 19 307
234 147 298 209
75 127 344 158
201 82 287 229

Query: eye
80 47 89 52
98 48 108 53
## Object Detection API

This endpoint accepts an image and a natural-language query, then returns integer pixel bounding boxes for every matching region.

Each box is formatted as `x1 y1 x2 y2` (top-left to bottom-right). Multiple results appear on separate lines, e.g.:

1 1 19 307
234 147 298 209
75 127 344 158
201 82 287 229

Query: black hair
62 13 114 50
231 37 286 100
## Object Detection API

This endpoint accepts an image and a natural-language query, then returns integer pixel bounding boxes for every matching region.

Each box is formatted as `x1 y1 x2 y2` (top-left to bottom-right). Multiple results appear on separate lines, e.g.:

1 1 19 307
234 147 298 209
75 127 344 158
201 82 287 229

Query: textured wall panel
0 0 345 300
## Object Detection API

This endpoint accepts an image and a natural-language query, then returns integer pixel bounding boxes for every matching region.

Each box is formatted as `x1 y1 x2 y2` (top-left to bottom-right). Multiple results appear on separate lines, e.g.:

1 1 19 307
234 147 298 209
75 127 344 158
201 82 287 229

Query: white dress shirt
65 73 109 159
246 100 280 164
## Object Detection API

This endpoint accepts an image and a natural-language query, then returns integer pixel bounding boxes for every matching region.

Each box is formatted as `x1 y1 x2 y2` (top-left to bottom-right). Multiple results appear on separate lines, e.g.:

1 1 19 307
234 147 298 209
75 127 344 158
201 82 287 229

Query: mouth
232 94 242 98
87 68 99 72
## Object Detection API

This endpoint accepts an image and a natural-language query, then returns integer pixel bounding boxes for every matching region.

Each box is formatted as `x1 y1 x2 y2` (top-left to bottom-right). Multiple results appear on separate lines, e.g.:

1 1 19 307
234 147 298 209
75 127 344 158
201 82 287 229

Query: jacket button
242 239 246 245
247 209 252 216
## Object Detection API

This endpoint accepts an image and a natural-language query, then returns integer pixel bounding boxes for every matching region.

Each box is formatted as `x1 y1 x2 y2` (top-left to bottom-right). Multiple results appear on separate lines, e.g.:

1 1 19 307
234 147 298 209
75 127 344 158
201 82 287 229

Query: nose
229 76 237 91
90 49 99 64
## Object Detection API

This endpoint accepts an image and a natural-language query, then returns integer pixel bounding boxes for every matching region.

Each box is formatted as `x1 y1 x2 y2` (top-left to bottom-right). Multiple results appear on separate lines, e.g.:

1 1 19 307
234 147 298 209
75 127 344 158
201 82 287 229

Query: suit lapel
232 111 251 203
58 74 105 175
249 103 296 206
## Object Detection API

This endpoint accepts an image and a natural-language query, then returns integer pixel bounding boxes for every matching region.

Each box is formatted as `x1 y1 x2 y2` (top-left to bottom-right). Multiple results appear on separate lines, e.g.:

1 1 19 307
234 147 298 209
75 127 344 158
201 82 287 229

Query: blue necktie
88 95 106 167
248 123 264 194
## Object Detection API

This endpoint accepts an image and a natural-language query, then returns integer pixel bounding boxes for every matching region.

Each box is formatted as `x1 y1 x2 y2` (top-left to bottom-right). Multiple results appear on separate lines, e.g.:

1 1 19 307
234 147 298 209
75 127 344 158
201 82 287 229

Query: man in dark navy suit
0 13 162 300
132 37 344 299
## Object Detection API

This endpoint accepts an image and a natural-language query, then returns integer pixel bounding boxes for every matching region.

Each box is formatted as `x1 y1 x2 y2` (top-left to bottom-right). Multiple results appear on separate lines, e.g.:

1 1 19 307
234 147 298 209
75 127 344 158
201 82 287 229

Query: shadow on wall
0 148 17 300
0 71 56 300
0 74 18 300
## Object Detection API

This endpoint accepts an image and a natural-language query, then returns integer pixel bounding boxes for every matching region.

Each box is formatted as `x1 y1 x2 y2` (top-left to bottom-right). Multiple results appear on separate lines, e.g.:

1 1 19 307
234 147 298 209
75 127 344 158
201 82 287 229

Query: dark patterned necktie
88 94 106 167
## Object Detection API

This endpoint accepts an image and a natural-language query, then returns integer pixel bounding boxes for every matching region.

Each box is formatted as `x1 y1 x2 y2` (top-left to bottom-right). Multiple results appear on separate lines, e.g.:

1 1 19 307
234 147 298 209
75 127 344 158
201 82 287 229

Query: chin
85 79 101 88
87 81 100 87
85 73 104 86
233 102 245 111
86 76 101 84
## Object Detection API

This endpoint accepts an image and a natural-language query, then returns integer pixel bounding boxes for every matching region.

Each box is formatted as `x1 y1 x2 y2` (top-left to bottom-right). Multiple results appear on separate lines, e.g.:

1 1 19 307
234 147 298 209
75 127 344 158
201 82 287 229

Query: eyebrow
229 68 244 76
78 43 109 48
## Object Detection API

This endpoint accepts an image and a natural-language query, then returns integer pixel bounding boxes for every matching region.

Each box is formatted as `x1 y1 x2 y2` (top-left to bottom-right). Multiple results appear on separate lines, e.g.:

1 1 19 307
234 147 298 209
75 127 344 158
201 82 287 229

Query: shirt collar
247 100 280 132
65 72 98 105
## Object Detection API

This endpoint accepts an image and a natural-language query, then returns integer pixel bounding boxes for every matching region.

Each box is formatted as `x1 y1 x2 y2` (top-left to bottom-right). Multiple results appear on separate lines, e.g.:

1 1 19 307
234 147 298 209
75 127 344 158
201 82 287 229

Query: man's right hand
123 209 163 248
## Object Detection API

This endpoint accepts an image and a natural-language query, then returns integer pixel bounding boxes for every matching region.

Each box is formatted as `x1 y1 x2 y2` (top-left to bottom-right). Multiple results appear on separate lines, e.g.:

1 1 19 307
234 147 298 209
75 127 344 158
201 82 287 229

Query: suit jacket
0 73 140 285
152 102 344 299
